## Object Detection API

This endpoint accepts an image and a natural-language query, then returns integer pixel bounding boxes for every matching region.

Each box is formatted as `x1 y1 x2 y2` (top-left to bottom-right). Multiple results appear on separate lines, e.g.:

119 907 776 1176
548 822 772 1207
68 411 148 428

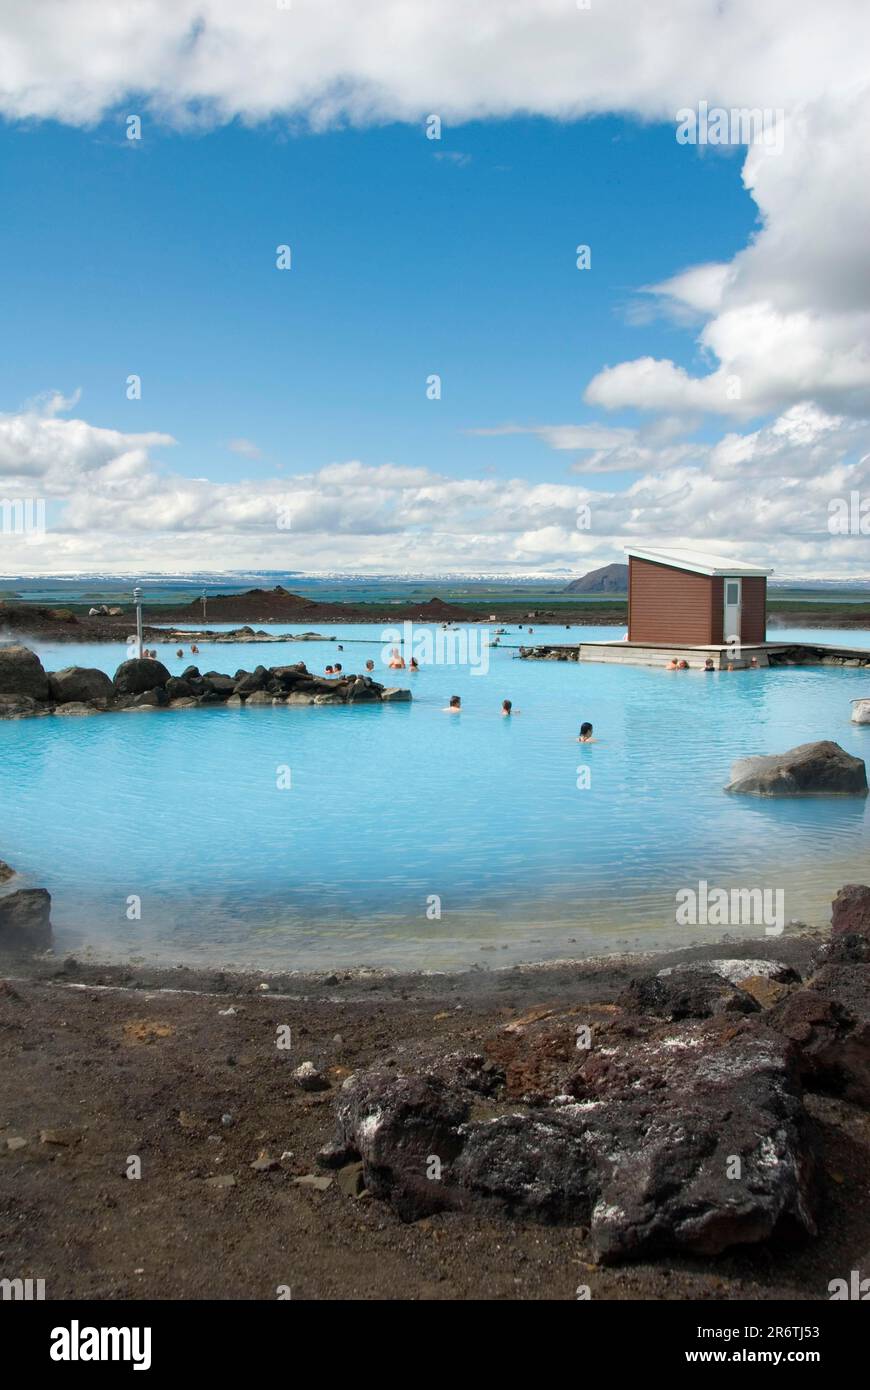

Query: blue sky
1 114 755 491
0 2 867 577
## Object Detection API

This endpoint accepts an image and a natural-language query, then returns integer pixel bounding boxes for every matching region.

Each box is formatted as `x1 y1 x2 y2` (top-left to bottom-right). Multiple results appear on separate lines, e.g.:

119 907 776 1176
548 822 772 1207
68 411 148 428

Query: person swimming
443 695 461 712
666 658 679 670
578 721 594 742
334 663 342 674
409 657 419 671
176 648 184 659
325 665 334 675
678 660 689 670
704 658 715 671
365 659 375 672
388 647 405 669
502 699 518 716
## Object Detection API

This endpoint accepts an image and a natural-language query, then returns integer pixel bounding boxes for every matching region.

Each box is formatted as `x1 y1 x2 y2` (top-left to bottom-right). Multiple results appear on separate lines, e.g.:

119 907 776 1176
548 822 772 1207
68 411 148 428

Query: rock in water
0 644 50 701
851 699 870 724
725 740 867 796
48 667 114 703
112 657 171 695
0 888 53 951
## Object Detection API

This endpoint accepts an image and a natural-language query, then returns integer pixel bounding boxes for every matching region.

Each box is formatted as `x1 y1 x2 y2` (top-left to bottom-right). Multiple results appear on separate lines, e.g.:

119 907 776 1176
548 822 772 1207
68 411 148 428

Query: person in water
325 665 334 675
578 721 595 742
666 658 679 670
678 660 689 670
502 699 518 716
365 659 375 672
176 648 184 659
334 663 342 674
444 695 461 712
409 657 419 671
704 658 716 671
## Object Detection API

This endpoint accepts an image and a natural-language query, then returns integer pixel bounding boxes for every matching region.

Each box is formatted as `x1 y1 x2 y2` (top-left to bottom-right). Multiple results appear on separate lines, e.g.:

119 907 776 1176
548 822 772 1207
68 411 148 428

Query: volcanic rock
48 666 114 703
113 657 171 695
831 884 870 940
0 644 50 701
616 969 759 1020
0 888 53 952
325 1010 816 1262
725 741 867 796
766 963 870 1107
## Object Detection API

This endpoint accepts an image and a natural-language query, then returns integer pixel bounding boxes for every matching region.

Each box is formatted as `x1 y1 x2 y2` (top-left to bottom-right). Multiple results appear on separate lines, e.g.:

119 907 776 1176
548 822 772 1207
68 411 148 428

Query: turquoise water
2 623 869 971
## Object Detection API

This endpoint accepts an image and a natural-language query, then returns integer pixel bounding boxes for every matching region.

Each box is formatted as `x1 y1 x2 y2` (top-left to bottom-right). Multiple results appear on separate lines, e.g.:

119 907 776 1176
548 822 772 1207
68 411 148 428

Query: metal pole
133 586 143 658
201 589 207 623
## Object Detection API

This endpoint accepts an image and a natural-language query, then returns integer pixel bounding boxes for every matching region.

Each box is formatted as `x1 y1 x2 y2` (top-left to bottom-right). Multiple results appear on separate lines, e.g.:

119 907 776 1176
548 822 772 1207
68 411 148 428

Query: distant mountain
563 563 628 594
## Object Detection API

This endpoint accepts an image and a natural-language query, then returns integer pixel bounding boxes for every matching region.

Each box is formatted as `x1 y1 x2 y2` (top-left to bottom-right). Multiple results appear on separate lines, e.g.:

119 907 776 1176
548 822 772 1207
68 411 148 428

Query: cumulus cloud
0 2 866 129
1 397 870 577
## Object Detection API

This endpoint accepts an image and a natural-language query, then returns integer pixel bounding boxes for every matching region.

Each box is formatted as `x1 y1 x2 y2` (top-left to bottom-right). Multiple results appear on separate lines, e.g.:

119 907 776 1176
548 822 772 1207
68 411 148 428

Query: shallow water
2 623 869 971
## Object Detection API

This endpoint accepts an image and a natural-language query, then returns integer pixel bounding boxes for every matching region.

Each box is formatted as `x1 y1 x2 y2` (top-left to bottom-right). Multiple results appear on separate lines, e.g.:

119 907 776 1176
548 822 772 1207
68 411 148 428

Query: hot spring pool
1 623 869 971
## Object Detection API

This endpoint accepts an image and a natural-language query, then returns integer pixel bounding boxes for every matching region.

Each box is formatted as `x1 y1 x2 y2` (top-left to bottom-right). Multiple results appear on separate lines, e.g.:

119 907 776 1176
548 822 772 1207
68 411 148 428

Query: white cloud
2 397 870 577
226 437 261 459
0 2 866 129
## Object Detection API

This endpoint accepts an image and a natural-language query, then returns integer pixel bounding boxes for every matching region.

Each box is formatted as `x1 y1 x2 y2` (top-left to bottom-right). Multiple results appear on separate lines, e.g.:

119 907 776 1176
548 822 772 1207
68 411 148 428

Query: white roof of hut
625 546 773 578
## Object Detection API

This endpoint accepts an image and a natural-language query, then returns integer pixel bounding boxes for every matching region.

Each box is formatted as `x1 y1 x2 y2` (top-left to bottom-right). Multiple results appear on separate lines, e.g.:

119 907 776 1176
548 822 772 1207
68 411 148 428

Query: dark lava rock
113 657 171 695
202 672 235 695
325 1013 815 1263
0 644 50 701
766 963 870 1107
347 676 380 702
131 687 169 707
233 665 269 695
825 933 870 966
617 969 759 1020
0 860 14 883
831 883 870 940
725 740 868 796
0 888 53 952
48 666 114 704
165 676 194 699
270 663 309 689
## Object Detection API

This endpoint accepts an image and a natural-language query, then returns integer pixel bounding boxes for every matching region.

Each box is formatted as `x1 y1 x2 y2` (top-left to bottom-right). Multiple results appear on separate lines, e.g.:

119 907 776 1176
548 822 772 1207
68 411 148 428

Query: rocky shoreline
0 644 411 719
1 887 869 1299
6 588 870 646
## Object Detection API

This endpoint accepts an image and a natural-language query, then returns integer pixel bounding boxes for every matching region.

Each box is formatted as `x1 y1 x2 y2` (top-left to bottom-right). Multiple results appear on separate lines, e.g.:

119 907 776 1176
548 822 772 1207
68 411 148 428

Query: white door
723 577 742 643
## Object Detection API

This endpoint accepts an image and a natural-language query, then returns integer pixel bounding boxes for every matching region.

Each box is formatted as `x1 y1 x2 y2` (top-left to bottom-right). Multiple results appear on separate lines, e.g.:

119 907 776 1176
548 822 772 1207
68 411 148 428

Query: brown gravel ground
1 933 868 1302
